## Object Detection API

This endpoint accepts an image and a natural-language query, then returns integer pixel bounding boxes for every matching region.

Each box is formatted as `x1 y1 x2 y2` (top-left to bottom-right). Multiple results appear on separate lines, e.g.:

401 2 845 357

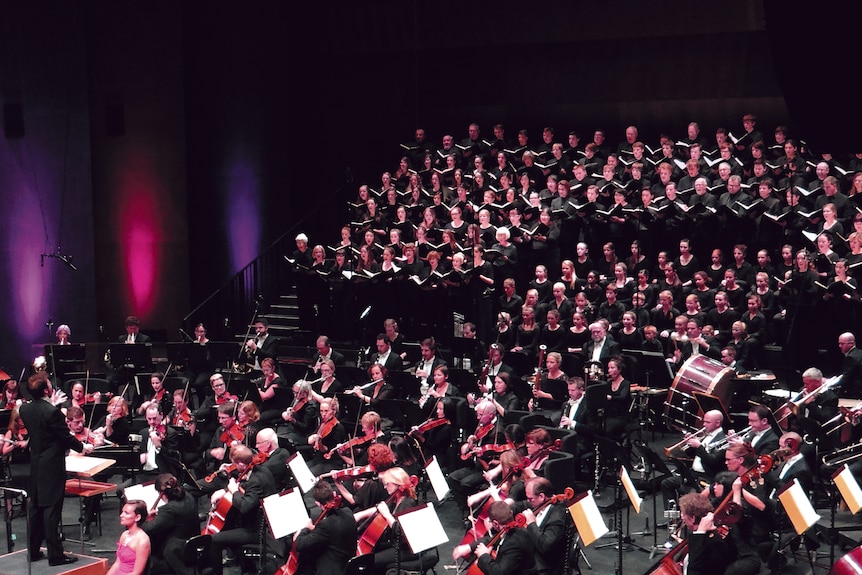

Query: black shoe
49 555 79 566
30 551 45 562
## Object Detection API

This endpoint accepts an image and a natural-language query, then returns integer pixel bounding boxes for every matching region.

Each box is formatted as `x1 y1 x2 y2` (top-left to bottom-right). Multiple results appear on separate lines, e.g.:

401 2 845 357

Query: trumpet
663 427 707 459
822 441 862 467
710 426 753 451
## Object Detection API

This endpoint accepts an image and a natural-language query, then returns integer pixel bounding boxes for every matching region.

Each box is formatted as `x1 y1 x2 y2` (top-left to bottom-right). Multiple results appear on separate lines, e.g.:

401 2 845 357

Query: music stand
633 441 674 557
448 368 480 398
229 377 262 406
450 337 482 369
693 392 732 427
108 343 153 371
205 341 237 371
375 399 424 434
387 370 421 400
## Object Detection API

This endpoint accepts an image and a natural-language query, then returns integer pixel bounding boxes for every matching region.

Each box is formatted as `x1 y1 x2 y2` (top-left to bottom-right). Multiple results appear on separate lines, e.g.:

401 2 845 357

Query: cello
356 475 419 556
463 512 527 575
276 493 343 575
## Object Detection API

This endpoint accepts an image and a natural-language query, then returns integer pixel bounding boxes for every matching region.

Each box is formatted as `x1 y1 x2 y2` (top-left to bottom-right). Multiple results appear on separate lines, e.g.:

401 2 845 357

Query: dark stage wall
4 0 855 372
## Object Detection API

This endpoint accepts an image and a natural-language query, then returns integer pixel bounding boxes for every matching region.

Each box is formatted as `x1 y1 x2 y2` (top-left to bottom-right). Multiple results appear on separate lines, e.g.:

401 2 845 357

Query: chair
542 450 576 492
519 413 554 431
182 535 212 575
386 546 440 574
345 553 375 575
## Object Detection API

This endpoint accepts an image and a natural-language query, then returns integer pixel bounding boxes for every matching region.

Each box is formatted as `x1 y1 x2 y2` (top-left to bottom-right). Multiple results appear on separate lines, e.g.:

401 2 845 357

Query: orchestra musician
312 334 346 372
448 400 503 519
139 405 181 480
414 337 446 393
142 474 200 575
468 372 520 420
528 351 568 422
370 333 403 372
195 374 238 455
308 397 348 476
354 466 421 574
163 389 202 477
512 477 568 575
308 358 344 403
0 379 21 410
55 324 72 345
291 481 358 575
729 405 778 455
2 407 28 518
66 405 104 447
452 500 537 575
136 372 173 417
92 396 132 446
332 443 396 509
677 493 737 575
65 380 101 411
419 365 460 415
409 397 455 471
333 411 385 467
244 318 278 372
661 409 726 515
235 400 260 446
204 445 279 575
254 428 290 487
279 379 319 450
206 402 243 477
255 357 287 426
351 364 396 409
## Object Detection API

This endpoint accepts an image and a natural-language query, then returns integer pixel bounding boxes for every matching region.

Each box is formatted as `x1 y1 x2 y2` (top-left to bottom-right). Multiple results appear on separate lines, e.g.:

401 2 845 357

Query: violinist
334 411 385 467
136 372 172 417
236 400 260 445
452 500 536 575
519 428 553 483
256 357 287 426
308 397 347 476
254 428 290 487
0 379 21 410
279 380 318 450
195 374 238 452
332 443 396 509
291 481 357 575
205 445 279 575
449 400 503 519
708 443 768 571
66 381 100 410
139 405 181 479
207 402 243 474
409 398 455 471
92 396 132 446
512 477 567 575
354 466 421 573
66 405 104 447
2 407 28 518
166 389 202 476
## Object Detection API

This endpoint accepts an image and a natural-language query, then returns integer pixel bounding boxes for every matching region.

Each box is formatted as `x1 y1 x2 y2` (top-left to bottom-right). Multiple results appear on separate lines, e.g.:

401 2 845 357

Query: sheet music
124 482 165 511
396 503 449 553
262 488 310 539
65 454 116 476
569 491 609 546
834 464 862 514
425 456 449 501
287 453 316 493
777 478 820 535
620 466 642 514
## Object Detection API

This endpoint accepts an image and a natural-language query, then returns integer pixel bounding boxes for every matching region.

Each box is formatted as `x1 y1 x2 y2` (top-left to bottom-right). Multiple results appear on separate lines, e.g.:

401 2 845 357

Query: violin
317 464 376 483
220 424 245 445
171 409 194 428
312 417 338 452
408 417 450 439
524 438 563 467
324 431 381 460
214 391 238 406
460 442 514 461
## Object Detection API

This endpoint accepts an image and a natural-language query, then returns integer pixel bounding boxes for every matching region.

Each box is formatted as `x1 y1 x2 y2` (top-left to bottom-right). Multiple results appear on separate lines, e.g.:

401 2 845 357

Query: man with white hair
581 321 620 365
839 333 862 398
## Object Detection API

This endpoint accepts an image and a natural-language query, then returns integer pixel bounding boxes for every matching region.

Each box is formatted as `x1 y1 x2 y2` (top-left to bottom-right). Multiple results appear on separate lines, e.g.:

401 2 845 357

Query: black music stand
632 441 674 557
375 399 425 434
108 343 153 371
448 368 480 398
229 378 262 406
387 370 421 400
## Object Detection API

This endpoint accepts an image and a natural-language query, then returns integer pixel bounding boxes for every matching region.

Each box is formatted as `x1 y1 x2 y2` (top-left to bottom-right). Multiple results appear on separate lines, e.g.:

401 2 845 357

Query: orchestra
9 118 862 573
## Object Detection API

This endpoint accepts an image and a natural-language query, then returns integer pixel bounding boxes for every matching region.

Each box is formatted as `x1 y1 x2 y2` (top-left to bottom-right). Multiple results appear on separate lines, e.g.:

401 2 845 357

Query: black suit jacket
232 465 278 531
751 428 779 455
475 526 537 575
526 504 567 575
842 347 862 398
141 494 200 554
580 338 621 365
20 397 85 507
313 349 346 367
259 447 291 488
370 351 403 372
252 333 279 363
294 506 358 575
117 333 152 344
139 424 182 477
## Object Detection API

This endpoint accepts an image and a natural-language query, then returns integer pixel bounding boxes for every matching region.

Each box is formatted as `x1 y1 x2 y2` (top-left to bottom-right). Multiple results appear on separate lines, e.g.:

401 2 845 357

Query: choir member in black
205 445 279 575
778 250 820 370
292 481 358 575
538 310 566 353
511 305 540 360
721 268 748 314
279 379 318 450
452 500 537 575
707 291 739 347
565 311 591 355
308 397 348 476
469 244 496 343
144 474 200 575
597 285 626 332
546 282 574 328
604 357 632 441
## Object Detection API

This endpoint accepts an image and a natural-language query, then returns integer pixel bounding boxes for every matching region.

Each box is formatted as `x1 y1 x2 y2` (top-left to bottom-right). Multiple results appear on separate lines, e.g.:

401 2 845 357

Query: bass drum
664 355 734 431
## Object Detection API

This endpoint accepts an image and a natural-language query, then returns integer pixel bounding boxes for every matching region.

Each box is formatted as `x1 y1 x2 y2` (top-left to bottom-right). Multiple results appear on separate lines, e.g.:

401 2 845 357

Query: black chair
345 553 375 575
519 413 554 431
182 535 212 575
542 450 576 491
